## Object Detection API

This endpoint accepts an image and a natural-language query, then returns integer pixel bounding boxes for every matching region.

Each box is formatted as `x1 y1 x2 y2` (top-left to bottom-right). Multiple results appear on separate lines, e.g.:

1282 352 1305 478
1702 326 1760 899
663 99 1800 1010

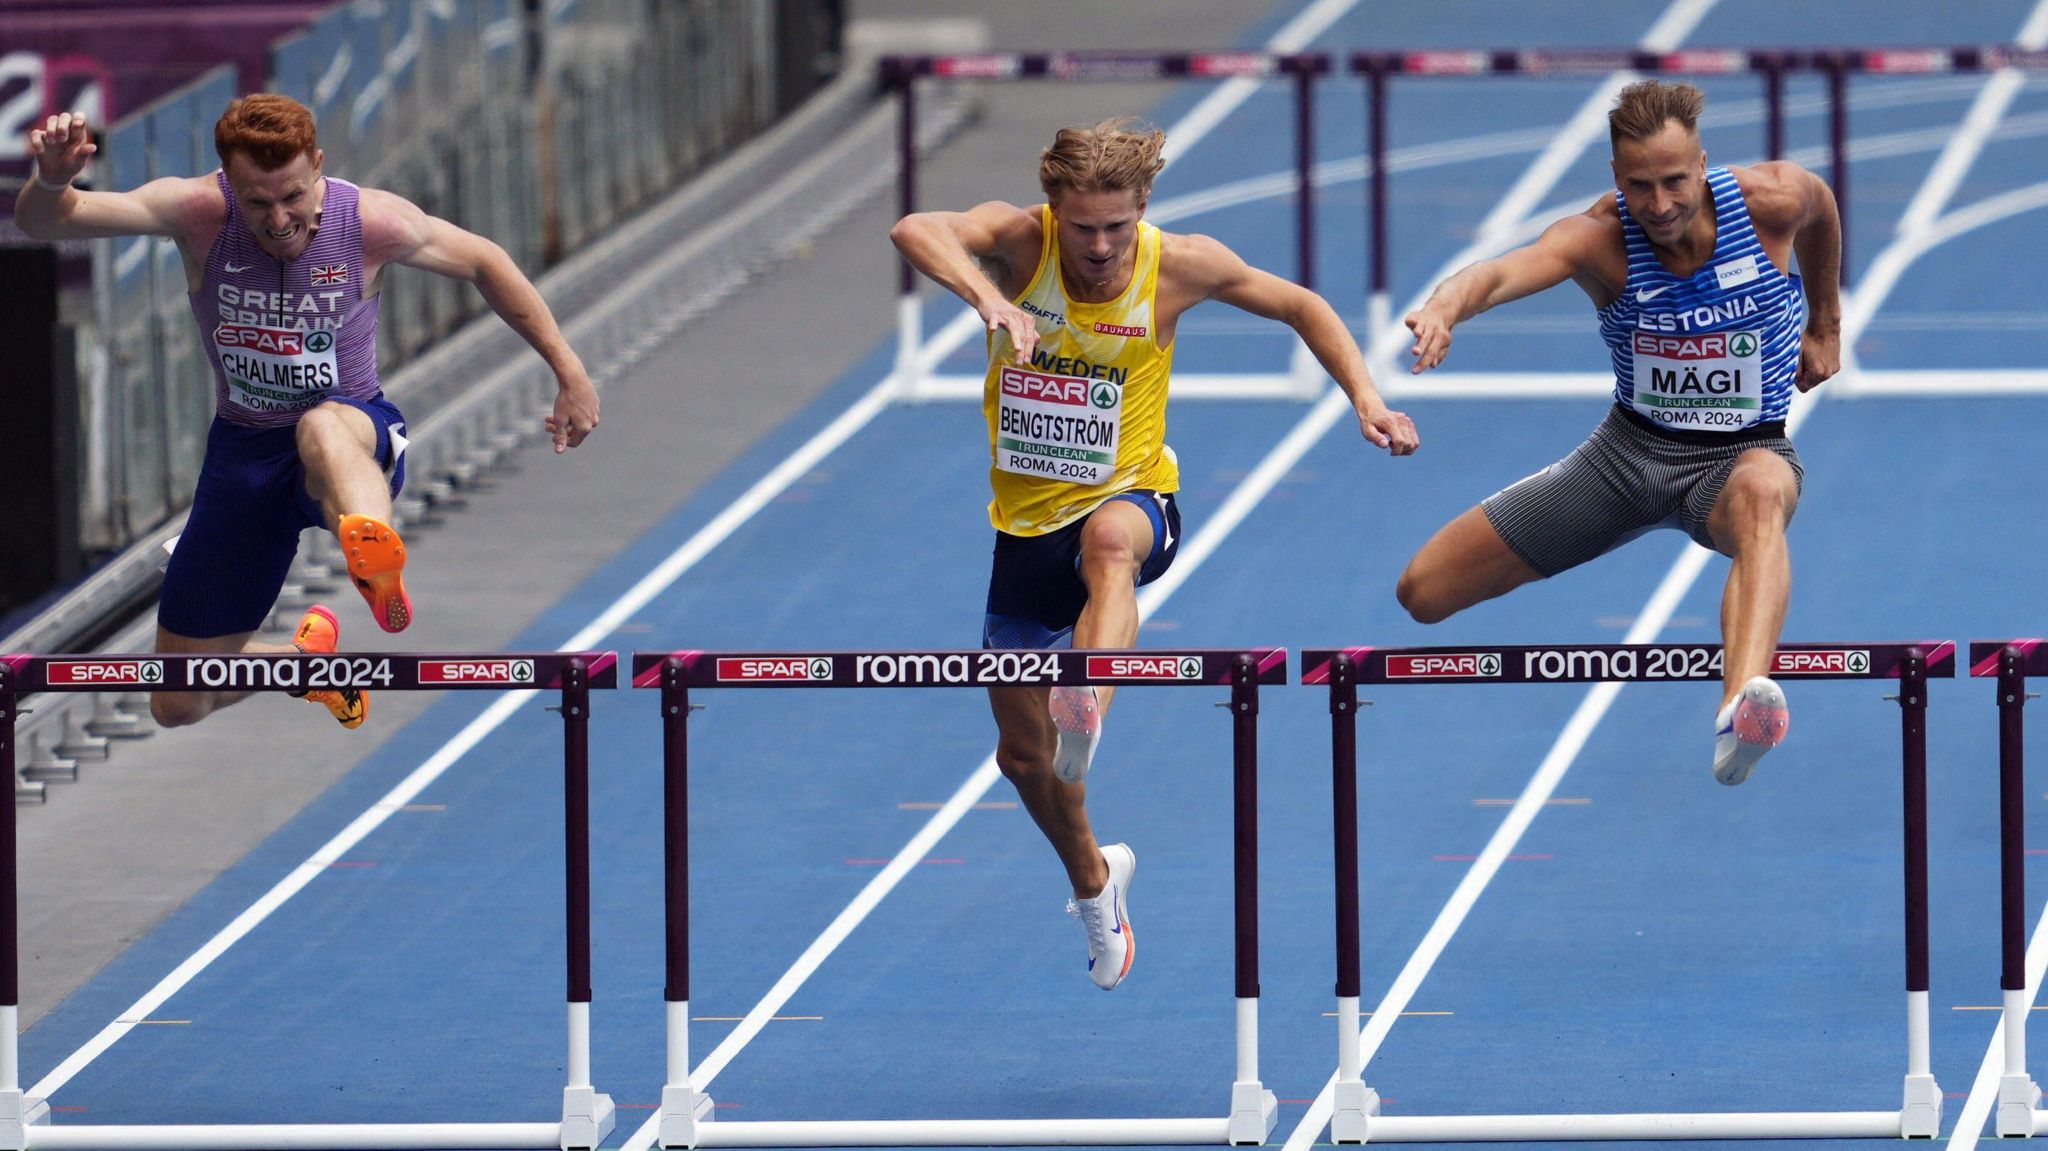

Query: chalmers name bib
212 323 341 414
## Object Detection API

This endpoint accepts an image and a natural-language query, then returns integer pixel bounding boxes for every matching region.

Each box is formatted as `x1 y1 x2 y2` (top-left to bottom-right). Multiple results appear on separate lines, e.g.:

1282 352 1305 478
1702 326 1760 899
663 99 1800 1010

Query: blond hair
1038 118 1167 205
1608 80 1704 149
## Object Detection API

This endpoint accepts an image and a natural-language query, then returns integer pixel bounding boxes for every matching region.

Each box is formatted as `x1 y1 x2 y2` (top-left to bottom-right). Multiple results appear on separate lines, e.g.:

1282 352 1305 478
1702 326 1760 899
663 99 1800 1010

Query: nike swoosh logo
1634 285 1674 302
224 262 250 274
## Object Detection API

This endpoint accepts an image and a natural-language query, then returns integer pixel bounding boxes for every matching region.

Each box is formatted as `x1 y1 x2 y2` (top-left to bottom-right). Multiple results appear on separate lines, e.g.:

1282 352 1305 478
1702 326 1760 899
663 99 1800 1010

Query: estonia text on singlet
982 204 1178 536
1596 166 1805 433
189 173 384 429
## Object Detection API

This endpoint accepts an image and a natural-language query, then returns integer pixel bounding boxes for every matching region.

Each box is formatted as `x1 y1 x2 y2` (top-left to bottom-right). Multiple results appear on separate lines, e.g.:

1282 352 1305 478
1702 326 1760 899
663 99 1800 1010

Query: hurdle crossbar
632 647 1287 1149
1971 640 2048 1136
0 652 620 1151
1303 640 1956 1143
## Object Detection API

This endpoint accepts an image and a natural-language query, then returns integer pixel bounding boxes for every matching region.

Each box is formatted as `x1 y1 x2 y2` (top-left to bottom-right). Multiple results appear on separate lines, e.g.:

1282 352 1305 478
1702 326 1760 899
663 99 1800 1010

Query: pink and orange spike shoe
291 605 367 729
339 513 412 633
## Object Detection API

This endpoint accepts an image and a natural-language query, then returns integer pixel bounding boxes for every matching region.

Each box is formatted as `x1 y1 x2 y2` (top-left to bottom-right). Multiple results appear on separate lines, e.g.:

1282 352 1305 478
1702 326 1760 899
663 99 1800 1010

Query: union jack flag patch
311 263 348 286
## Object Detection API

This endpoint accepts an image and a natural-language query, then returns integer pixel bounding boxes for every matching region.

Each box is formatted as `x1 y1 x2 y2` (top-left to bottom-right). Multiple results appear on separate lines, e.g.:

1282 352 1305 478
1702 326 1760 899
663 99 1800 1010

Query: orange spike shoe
290 605 367 729
339 513 412 633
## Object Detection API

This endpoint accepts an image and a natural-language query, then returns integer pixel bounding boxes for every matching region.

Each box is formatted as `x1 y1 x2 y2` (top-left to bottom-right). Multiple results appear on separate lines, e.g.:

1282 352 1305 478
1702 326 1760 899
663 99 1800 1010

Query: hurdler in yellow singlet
984 204 1178 535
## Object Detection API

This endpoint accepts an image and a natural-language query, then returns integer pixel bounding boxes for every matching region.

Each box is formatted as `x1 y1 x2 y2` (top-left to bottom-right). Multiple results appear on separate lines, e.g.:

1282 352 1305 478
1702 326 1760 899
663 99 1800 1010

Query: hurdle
1972 640 2048 1137
1303 640 1955 1143
632 647 1287 1148
0 651 619 1151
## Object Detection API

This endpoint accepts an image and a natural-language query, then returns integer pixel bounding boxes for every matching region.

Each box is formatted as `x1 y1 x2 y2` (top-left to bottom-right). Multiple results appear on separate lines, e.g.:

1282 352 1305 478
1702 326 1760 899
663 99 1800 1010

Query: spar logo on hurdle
1385 652 1502 679
717 656 835 683
1774 649 1871 676
45 659 165 686
1086 654 1206 681
420 659 537 686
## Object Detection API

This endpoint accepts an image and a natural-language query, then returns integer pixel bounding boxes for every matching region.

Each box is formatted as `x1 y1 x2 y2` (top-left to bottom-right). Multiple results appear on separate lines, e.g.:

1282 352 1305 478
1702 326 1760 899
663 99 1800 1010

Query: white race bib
1630 328 1764 431
994 365 1123 485
214 324 339 414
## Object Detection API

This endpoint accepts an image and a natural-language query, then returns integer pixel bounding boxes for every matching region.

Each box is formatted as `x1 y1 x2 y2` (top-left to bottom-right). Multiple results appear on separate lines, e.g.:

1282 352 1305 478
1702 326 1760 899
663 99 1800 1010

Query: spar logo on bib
1001 370 1091 406
305 330 334 354
1090 382 1119 409
216 324 310 354
1633 331 1757 360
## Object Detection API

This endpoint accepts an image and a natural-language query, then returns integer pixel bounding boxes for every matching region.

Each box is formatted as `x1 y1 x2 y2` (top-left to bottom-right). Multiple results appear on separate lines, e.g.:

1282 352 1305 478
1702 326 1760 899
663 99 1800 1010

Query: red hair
215 94 318 171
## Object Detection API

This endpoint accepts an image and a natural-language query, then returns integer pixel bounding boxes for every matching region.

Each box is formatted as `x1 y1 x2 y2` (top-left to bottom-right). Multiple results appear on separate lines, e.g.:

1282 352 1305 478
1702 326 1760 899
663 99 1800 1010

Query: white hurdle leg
661 1001 715 1150
0 1006 50 1151
1226 997 1278 1145
559 1002 616 1151
894 294 925 401
1331 995 1379 1144
1901 989 1941 1138
2000 985 2042 1137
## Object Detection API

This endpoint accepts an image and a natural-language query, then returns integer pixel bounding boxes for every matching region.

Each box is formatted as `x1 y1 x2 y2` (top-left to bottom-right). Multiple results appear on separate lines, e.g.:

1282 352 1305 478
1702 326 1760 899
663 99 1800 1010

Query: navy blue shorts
158 396 408 639
982 490 1182 650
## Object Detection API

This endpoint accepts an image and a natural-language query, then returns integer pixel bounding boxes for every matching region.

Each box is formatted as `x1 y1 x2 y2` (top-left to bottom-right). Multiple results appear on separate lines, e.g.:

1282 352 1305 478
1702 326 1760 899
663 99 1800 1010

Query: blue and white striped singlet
1597 166 1804 433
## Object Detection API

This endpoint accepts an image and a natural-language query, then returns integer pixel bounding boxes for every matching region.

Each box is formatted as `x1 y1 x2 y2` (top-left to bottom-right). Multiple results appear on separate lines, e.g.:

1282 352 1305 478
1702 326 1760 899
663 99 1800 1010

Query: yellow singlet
983 204 1179 536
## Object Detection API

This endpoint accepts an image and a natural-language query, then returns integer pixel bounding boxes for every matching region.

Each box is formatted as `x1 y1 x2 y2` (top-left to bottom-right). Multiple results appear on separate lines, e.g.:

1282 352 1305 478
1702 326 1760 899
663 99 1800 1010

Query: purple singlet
189 172 383 429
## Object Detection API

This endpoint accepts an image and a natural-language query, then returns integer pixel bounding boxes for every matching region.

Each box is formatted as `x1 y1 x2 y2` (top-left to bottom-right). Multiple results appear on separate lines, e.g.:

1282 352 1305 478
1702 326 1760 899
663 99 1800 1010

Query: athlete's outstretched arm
1180 234 1417 455
1403 208 1609 373
360 187 597 453
890 201 1042 364
14 113 211 241
1786 168 1842 390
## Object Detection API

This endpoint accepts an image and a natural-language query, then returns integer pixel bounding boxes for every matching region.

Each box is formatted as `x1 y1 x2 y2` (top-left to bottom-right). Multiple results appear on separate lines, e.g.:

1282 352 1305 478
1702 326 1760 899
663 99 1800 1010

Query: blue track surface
22 0 2048 1147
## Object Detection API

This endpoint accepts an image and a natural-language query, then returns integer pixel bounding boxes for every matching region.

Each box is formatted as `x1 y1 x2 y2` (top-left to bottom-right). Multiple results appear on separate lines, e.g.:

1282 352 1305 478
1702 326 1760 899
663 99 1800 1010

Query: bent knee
150 692 209 729
995 745 1054 786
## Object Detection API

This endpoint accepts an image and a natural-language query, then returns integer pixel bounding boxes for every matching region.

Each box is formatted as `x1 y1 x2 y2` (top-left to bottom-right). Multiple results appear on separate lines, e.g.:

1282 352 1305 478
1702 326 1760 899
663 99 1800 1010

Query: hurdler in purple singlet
190 173 383 428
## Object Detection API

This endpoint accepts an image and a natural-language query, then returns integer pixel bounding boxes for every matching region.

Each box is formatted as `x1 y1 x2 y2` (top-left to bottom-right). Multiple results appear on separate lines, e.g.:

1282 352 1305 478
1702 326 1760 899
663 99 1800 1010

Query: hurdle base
16 1121 568 1149
1226 1081 1277 1146
559 1086 615 1151
1900 1073 1941 1139
683 1117 1237 1146
660 1086 718 1149
1357 1110 1908 1142
1998 1074 2040 1137
0 1091 50 1151
1330 1080 1380 1144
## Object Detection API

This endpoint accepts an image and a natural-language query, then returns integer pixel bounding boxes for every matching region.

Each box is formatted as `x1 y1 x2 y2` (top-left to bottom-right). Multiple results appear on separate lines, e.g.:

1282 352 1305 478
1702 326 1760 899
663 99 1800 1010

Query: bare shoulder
155 173 229 237
1561 193 1625 246
1729 161 1824 230
1157 229 1242 291
355 184 433 260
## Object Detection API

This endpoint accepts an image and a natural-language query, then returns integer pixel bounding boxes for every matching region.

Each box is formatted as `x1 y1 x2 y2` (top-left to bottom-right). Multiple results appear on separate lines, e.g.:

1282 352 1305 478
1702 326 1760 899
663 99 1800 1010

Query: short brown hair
215 93 318 171
1038 118 1167 205
1608 80 1704 149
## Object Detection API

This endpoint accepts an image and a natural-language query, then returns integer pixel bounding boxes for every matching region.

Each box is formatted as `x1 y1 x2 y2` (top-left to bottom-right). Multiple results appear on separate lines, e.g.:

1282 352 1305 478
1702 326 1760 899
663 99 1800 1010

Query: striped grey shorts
1481 405 1802 578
